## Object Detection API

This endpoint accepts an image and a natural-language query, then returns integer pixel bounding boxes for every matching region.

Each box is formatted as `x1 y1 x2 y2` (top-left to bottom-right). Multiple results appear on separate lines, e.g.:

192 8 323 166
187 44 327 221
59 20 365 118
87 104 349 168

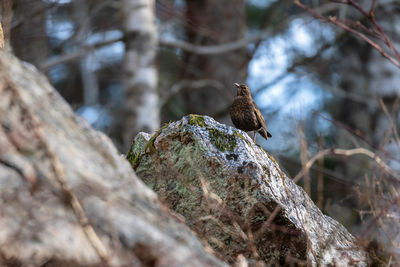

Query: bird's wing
252 101 267 129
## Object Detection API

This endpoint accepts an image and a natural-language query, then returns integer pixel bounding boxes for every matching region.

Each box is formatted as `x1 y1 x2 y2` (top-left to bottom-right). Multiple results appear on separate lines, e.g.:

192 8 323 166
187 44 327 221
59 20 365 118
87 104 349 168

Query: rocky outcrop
129 114 370 266
0 51 225 266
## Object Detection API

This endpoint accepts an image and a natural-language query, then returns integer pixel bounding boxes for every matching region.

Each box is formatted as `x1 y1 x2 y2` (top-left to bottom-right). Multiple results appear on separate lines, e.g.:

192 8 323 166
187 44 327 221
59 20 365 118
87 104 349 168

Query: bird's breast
230 97 258 131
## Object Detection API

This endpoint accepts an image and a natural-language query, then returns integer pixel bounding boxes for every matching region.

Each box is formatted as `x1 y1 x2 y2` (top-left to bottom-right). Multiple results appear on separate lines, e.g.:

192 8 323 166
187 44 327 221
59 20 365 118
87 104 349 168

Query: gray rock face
130 114 370 266
0 51 225 266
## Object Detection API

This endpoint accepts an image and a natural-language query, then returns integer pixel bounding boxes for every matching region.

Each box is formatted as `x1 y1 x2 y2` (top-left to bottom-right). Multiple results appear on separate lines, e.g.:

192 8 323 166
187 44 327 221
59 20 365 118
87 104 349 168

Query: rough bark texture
121 0 160 150
129 114 370 266
0 51 225 267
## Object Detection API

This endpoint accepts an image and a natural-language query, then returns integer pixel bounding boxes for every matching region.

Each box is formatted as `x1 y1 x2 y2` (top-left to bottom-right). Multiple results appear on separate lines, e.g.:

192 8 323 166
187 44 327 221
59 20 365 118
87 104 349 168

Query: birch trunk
72 0 99 106
121 0 160 149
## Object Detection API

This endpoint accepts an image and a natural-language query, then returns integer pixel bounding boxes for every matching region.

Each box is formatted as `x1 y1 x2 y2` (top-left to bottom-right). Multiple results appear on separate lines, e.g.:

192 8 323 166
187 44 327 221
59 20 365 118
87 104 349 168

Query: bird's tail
259 128 272 140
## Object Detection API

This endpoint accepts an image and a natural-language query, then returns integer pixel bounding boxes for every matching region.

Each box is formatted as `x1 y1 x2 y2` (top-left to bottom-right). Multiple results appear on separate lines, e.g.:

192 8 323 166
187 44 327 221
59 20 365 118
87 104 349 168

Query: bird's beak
234 83 240 88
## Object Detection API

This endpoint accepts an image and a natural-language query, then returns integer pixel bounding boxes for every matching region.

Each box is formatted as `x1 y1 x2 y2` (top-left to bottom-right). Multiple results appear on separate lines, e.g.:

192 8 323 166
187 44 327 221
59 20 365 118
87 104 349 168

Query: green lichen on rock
188 114 206 128
126 132 150 169
145 134 157 153
233 130 251 146
173 178 201 215
145 121 173 153
130 115 367 266
126 147 135 165
131 116 310 264
208 128 237 153
135 131 207 217
132 151 142 169
126 122 174 169
126 148 142 168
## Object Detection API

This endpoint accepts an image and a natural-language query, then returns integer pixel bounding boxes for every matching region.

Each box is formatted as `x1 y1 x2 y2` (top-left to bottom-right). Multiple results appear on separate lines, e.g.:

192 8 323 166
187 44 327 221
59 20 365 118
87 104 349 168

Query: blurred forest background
1 0 400 263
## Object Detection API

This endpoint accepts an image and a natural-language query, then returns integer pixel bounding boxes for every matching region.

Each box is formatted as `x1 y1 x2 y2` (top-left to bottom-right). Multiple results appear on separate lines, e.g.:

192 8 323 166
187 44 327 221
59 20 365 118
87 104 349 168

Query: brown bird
230 83 272 142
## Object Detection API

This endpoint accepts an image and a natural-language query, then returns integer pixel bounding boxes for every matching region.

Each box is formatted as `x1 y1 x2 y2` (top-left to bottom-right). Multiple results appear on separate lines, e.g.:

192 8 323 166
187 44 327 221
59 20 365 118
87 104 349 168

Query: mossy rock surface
128 115 370 266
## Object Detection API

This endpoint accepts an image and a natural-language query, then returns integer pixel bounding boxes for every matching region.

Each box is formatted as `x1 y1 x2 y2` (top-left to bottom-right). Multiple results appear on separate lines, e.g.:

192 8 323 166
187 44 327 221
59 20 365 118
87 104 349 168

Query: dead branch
294 0 400 68
293 147 398 184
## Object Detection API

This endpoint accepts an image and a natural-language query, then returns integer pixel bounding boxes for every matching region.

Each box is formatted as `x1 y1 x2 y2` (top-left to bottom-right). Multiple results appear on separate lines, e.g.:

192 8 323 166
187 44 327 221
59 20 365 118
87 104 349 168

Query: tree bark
10 0 48 67
121 0 160 150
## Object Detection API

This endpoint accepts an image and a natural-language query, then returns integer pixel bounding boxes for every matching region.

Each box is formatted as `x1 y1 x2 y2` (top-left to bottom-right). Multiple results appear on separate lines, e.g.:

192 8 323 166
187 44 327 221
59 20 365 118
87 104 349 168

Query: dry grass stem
317 135 324 209
0 23 4 50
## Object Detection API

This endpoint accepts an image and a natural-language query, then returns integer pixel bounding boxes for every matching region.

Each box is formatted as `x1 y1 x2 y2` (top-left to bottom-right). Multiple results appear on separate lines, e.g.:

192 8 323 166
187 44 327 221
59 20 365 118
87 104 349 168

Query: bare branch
41 30 272 70
369 0 377 18
329 16 400 68
40 3 342 69
39 36 124 71
317 135 324 209
298 126 311 196
345 0 400 62
162 79 226 107
378 98 400 151
159 2 341 56
295 0 400 68
293 148 398 184
159 29 271 55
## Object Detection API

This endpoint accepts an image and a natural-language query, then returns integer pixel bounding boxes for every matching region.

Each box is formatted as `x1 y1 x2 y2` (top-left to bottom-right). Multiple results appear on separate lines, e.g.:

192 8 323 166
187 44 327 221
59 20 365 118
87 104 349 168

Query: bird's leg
253 131 257 143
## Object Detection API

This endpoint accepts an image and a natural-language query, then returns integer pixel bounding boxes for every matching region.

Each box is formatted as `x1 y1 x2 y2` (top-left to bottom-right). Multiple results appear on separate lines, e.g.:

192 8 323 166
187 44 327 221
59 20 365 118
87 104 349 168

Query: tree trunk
72 0 99 106
121 0 160 150
10 0 48 67
182 0 248 123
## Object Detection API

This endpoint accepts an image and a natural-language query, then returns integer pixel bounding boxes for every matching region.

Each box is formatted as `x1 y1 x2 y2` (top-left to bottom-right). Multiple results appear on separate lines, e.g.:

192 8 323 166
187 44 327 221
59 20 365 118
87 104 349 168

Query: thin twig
346 0 400 62
162 79 227 107
378 98 400 151
295 0 400 68
299 125 311 196
159 29 271 55
317 135 324 209
254 205 282 239
359 194 400 242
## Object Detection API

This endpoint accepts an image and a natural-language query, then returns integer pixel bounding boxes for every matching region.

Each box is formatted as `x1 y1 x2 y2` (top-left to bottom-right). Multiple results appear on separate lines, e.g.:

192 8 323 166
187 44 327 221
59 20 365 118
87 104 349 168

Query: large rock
129 114 370 266
0 51 225 266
